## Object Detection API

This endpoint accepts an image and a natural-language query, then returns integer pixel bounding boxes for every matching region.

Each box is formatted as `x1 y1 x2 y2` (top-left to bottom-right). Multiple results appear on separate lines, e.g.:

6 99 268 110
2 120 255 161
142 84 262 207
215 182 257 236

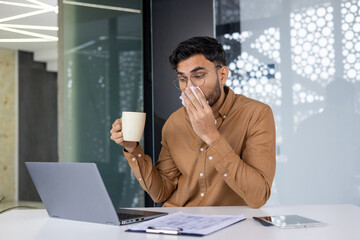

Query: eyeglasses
173 65 222 90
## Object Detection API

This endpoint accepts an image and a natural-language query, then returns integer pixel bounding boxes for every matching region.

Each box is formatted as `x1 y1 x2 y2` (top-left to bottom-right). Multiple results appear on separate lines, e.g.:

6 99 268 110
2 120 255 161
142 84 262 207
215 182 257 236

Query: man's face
176 54 223 106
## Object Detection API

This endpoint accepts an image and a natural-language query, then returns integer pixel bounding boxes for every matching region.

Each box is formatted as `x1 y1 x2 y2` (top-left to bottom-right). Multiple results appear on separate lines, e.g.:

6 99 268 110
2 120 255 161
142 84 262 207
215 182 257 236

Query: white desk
1 204 359 240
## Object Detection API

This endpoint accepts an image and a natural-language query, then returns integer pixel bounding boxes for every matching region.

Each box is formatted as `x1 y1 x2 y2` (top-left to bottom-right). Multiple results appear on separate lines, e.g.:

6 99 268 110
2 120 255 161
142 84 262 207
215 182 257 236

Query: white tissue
179 86 208 107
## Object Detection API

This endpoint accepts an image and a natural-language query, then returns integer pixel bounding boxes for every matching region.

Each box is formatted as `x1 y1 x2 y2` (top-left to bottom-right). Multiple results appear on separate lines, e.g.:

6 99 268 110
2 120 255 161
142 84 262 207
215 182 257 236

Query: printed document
128 212 246 236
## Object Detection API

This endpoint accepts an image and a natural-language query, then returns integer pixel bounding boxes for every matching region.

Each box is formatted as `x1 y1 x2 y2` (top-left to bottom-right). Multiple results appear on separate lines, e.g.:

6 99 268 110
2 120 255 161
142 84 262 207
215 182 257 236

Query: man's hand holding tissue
182 86 221 146
110 119 138 153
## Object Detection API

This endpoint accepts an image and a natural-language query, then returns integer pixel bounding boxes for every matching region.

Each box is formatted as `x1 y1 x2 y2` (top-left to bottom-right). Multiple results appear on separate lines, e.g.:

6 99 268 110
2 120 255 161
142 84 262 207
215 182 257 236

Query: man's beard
207 76 222 106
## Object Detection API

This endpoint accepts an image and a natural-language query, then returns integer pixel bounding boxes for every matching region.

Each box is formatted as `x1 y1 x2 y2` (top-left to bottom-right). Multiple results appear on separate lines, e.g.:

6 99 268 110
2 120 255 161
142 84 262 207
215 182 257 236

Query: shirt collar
216 86 236 118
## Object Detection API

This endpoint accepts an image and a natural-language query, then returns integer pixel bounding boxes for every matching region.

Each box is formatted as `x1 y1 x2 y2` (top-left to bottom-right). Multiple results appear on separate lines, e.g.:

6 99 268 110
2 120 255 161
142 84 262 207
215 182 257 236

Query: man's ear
219 66 229 85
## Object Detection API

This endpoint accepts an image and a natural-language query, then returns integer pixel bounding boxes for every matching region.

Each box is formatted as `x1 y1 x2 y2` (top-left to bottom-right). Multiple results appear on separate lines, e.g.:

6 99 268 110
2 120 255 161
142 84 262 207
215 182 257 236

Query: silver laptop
25 162 167 225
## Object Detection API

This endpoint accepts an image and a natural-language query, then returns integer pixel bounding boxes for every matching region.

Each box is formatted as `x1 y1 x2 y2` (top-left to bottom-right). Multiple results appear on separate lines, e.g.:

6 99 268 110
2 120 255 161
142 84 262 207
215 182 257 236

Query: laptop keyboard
117 212 143 220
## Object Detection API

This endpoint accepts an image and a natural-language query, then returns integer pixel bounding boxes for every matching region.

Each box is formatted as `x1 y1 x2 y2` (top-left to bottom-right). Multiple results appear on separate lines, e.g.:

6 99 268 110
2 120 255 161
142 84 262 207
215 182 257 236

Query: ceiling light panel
0 0 57 43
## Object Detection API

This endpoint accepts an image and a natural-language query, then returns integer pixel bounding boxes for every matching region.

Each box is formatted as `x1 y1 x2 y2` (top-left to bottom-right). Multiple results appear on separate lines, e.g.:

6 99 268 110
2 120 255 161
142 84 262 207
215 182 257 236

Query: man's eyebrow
177 66 206 75
190 67 206 73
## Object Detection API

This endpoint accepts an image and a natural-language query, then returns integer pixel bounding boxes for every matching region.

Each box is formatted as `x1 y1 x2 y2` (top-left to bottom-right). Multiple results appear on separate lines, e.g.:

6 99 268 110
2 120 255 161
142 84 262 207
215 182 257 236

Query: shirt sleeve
123 127 181 203
206 105 276 208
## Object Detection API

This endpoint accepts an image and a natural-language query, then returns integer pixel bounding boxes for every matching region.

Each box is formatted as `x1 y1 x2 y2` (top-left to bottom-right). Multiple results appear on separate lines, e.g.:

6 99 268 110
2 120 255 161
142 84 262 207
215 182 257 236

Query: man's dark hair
169 36 226 70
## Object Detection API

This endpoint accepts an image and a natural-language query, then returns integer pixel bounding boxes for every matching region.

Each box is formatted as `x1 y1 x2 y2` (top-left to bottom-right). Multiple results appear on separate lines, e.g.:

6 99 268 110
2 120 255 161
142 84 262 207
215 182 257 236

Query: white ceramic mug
122 111 146 142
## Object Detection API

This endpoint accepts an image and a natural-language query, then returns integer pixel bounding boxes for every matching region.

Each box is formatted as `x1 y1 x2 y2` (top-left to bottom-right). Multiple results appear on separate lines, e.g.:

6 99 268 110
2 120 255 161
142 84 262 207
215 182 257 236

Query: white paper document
128 212 246 236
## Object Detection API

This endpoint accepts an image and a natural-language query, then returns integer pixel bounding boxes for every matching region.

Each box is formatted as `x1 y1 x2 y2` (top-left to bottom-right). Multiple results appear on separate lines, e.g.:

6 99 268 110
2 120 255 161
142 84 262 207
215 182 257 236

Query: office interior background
0 0 359 208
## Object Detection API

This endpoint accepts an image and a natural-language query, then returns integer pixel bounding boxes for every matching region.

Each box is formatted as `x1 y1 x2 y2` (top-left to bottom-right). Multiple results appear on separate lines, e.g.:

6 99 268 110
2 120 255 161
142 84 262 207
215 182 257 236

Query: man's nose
187 78 195 87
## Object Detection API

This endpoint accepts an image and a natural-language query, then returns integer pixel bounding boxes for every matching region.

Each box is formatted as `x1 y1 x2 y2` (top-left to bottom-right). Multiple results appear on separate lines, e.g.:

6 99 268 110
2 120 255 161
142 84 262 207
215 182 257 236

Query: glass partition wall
215 0 360 206
61 0 144 207
60 0 360 208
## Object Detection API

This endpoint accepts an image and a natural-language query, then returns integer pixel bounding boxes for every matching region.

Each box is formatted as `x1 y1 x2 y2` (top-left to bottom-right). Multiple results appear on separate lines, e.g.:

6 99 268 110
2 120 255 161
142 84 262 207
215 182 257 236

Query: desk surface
1 204 359 240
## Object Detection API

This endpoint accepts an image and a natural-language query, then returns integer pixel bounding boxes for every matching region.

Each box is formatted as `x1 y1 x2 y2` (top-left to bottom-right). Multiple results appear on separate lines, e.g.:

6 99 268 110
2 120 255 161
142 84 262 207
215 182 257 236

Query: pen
146 226 183 235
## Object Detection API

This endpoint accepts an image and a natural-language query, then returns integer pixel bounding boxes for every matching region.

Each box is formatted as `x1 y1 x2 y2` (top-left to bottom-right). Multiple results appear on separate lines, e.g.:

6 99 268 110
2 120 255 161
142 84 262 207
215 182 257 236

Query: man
110 36 276 208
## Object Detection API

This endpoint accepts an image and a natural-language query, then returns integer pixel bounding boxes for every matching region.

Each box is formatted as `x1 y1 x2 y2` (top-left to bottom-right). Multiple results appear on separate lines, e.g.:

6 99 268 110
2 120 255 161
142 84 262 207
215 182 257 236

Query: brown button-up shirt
123 87 276 208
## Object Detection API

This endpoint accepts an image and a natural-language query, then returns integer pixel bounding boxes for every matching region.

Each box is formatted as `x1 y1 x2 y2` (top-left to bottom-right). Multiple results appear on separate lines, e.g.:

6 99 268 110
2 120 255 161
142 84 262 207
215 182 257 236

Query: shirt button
224 173 228 177
200 148 204 152
223 115 227 119
215 119 217 125
208 156 213 160
138 153 142 157
200 193 204 197
139 177 142 181
200 173 204 177
131 157 136 161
